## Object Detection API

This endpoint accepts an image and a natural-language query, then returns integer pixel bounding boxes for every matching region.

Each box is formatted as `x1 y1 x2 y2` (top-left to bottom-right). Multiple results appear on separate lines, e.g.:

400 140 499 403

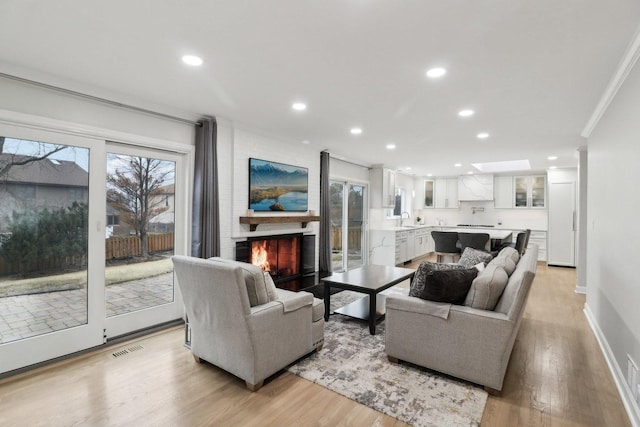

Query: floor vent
112 344 144 358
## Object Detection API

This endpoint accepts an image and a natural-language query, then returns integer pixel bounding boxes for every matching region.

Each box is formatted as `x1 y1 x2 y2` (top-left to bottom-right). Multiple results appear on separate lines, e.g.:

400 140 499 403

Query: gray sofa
385 245 539 392
172 256 324 391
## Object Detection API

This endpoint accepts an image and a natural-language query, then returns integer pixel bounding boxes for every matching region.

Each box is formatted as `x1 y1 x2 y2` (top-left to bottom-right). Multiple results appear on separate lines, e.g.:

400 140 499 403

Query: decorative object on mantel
239 215 320 231
289 290 487 427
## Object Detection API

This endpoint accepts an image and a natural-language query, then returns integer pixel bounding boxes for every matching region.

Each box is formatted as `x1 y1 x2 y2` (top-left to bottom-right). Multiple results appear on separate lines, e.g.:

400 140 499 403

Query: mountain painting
249 158 308 211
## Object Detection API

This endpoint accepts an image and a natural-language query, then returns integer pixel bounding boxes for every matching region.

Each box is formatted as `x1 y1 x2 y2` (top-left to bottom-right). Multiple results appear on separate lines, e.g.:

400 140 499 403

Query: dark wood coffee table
322 264 415 335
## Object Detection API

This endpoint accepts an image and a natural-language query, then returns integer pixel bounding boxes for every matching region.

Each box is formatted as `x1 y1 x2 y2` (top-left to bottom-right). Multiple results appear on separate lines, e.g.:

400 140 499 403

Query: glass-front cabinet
424 179 434 208
514 175 546 208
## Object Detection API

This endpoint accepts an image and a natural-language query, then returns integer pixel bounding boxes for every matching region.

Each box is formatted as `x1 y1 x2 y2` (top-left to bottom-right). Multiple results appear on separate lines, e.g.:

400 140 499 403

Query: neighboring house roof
0 154 88 187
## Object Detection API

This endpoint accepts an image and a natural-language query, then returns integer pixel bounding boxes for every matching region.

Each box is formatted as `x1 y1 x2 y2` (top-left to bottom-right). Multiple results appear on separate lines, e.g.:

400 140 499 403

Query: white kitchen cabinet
548 181 576 266
370 167 396 208
528 230 547 261
369 227 431 266
423 179 435 208
493 176 513 208
514 175 546 208
434 178 459 209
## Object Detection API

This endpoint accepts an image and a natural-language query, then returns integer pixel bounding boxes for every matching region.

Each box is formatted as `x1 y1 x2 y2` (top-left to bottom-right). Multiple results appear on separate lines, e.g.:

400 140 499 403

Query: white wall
587 50 640 422
217 123 321 264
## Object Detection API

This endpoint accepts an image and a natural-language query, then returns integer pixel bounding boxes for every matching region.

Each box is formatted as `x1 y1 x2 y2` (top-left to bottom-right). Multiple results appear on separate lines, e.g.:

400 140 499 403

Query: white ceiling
1 1 639 177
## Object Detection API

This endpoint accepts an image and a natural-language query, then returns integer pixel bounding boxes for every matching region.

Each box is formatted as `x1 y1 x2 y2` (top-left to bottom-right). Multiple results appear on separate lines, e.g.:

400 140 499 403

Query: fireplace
236 234 316 291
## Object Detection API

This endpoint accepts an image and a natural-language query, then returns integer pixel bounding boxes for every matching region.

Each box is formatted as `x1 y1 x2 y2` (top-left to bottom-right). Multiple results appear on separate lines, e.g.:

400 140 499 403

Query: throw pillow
458 247 494 268
498 246 520 264
263 271 278 301
464 264 509 310
488 255 516 276
409 261 468 298
417 268 478 304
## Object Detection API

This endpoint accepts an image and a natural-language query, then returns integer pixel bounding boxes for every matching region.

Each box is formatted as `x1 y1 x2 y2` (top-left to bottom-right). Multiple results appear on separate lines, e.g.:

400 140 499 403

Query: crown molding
582 25 640 138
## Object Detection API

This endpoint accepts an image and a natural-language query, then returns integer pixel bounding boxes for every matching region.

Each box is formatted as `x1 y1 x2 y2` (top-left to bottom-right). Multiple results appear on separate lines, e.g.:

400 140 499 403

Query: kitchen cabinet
548 181 576 266
434 178 459 209
369 227 433 266
370 167 396 208
514 175 546 208
493 176 513 208
423 179 435 208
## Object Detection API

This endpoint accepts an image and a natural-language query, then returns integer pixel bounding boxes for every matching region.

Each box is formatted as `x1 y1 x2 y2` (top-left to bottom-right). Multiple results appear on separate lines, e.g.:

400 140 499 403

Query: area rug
288 290 487 427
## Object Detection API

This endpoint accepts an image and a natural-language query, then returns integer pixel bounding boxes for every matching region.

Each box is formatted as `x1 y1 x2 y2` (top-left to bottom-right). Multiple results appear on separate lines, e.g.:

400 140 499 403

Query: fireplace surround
235 233 316 291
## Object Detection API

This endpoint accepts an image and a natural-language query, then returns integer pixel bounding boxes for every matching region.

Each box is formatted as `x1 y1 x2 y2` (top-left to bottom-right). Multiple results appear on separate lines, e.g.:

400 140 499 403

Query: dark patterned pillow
416 268 479 304
458 247 494 268
409 261 468 298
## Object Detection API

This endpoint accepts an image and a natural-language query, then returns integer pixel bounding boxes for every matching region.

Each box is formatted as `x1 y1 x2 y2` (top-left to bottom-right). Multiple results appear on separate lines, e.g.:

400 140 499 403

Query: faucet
400 211 410 226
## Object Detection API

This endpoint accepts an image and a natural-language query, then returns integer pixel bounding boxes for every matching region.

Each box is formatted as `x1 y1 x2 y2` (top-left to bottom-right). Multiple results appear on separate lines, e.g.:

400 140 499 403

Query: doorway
330 181 367 272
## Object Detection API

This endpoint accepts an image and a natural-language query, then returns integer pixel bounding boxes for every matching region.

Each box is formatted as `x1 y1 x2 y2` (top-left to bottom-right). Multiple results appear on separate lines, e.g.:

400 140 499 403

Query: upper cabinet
495 174 546 208
434 178 459 209
424 179 435 208
515 175 546 208
370 167 396 208
458 174 494 201
493 175 514 208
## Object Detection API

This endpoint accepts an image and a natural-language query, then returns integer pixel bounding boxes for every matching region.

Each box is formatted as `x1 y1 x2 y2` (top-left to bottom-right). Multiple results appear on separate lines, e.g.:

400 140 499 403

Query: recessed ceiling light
426 67 447 78
454 163 462 167
386 143 396 150
477 132 490 139
427 173 433 177
301 140 310 145
292 102 307 111
458 109 474 117
350 128 363 135
549 166 558 169
467 171 474 175
182 55 203 66
547 156 558 160
405 167 412 170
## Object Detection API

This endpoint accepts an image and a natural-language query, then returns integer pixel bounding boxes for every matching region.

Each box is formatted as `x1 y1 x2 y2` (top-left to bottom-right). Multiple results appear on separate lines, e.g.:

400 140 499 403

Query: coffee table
322 264 415 335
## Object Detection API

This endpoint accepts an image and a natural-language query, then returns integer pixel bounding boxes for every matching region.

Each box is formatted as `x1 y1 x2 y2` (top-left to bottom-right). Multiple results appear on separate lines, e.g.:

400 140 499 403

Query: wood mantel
239 215 320 231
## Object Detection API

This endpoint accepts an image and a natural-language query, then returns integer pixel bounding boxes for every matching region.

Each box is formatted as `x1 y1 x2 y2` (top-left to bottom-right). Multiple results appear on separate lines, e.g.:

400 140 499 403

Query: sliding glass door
330 180 367 272
0 126 105 373
0 123 190 374
103 143 185 339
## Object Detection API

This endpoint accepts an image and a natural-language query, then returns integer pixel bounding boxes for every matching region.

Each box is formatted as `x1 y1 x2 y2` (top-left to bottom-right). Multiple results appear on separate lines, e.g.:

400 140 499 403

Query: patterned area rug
288 290 487 427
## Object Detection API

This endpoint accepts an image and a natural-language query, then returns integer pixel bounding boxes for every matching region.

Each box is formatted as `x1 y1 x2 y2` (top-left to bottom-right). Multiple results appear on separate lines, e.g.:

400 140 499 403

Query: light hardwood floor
0 259 630 426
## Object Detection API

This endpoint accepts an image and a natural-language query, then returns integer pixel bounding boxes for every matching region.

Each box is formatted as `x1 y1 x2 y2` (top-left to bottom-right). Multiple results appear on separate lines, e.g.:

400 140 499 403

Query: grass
0 258 174 298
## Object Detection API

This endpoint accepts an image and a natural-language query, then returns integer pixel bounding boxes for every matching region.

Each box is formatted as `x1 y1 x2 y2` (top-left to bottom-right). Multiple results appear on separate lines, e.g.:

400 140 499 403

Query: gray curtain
191 117 220 258
319 151 331 272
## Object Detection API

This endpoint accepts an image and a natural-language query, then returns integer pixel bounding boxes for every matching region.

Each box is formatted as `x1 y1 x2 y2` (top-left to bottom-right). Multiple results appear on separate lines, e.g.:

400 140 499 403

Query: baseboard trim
574 286 587 295
584 303 640 427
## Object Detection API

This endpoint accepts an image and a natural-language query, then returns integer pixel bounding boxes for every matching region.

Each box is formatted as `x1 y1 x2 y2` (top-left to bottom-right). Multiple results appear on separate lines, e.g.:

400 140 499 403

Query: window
107 214 120 226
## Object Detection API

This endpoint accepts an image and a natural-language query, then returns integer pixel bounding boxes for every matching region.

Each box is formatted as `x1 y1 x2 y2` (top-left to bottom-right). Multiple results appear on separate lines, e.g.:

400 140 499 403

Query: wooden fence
0 232 174 275
331 227 362 251
105 232 174 259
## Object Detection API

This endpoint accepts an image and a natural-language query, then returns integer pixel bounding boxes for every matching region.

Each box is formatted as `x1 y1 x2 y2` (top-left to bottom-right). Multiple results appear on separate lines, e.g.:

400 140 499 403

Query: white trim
584 303 640 427
574 286 587 295
582 25 640 137
0 109 194 154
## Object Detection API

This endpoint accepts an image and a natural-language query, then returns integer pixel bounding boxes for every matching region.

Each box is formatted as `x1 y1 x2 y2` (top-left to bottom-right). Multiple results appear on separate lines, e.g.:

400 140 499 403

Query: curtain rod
0 72 203 127
324 151 371 169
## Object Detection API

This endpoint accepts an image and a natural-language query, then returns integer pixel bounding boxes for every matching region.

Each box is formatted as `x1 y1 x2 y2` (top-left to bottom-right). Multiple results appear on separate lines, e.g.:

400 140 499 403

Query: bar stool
431 231 461 263
458 232 491 253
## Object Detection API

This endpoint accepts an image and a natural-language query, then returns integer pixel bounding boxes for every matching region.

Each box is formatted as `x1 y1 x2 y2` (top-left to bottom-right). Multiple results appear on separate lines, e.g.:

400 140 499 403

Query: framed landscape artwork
248 158 309 211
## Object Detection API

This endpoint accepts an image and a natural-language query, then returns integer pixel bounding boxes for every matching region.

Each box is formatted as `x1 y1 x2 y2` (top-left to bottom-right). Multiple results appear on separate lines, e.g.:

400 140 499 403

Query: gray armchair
172 256 324 391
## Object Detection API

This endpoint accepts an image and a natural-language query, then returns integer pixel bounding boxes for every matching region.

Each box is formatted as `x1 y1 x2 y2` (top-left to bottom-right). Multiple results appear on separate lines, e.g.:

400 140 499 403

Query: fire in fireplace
236 234 315 288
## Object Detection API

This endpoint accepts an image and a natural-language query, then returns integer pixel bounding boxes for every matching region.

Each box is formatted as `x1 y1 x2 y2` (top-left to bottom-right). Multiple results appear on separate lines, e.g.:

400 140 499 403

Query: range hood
458 174 494 201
